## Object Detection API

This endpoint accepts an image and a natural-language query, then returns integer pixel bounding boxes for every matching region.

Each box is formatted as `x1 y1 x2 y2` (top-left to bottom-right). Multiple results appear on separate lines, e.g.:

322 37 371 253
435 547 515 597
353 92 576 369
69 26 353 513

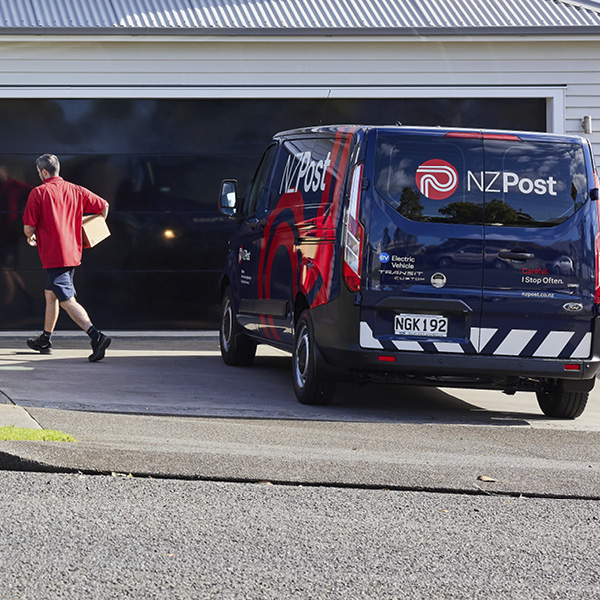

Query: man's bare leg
27 289 60 354
59 296 93 332
60 296 111 362
29 294 110 361
44 289 60 333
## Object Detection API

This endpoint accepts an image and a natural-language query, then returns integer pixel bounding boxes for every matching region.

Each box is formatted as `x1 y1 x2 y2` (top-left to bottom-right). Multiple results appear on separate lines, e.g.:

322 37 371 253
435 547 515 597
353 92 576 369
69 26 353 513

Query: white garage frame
0 85 565 133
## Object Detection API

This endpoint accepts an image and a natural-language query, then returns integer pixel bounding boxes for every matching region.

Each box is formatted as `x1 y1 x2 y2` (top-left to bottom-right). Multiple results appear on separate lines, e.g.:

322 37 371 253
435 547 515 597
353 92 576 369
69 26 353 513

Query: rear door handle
497 251 535 261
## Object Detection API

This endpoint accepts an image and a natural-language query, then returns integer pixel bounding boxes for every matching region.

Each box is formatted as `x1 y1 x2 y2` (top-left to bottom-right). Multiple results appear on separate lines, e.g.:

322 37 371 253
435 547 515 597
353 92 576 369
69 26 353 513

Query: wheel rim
294 323 309 389
221 297 233 352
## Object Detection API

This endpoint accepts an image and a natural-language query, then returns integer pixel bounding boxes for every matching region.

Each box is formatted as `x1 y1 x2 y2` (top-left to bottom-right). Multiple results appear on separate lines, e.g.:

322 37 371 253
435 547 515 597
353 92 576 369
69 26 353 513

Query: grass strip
0 425 76 442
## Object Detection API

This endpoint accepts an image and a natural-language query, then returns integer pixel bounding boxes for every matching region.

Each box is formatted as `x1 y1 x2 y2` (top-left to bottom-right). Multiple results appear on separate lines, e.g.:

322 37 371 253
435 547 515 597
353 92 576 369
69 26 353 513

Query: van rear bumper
320 346 600 385
310 293 600 389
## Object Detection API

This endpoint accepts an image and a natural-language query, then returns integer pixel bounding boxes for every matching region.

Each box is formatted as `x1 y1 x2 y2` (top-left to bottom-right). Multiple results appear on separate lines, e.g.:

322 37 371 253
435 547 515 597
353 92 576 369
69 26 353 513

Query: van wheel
293 311 336 405
220 287 256 366
535 381 588 419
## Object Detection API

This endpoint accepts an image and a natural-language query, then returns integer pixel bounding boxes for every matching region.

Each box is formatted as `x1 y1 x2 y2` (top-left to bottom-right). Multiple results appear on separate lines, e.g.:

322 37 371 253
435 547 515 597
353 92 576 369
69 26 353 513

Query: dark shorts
45 267 77 302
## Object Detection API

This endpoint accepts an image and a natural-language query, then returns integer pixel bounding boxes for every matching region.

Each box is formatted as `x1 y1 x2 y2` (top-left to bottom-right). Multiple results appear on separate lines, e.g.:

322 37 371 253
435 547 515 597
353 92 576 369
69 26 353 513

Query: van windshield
374 134 588 227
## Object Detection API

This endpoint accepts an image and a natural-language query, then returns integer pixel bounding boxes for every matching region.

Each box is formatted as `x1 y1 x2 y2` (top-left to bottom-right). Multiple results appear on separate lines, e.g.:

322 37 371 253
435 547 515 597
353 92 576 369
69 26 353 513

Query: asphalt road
1 333 599 599
1 472 599 600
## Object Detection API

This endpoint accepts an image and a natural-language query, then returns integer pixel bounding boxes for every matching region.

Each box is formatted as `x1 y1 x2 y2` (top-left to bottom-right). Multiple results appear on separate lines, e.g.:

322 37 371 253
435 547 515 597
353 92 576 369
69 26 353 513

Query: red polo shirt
23 177 107 269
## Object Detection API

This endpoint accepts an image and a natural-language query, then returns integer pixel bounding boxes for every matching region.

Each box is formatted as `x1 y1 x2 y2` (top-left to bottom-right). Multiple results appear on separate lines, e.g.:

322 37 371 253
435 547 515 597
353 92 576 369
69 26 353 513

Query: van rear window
374 134 588 227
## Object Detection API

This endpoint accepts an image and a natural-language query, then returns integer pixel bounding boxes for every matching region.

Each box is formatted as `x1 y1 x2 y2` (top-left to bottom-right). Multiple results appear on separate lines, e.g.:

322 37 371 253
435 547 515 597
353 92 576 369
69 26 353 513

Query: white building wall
0 35 598 163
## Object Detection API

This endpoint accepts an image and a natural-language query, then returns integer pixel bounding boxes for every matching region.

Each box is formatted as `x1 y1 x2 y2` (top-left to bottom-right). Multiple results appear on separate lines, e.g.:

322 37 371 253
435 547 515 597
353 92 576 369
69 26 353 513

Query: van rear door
361 130 485 355
478 134 595 360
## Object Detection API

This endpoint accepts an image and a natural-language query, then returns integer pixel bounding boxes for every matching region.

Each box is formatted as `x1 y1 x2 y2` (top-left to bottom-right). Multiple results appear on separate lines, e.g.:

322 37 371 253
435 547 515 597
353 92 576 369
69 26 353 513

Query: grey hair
35 154 60 176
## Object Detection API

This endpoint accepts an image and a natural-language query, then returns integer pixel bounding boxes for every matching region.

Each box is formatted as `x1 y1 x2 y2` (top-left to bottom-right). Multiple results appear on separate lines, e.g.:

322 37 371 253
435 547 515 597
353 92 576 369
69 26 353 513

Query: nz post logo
280 151 332 195
416 160 459 200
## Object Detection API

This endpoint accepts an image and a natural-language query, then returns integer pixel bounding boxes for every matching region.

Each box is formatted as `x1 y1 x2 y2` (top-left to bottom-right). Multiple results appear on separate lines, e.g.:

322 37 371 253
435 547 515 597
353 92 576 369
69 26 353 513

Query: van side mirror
219 180 238 217
591 188 599 202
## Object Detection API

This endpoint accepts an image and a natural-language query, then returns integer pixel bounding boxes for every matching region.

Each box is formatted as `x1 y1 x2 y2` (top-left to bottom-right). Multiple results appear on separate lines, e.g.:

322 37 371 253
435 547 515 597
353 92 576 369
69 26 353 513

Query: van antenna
319 90 332 126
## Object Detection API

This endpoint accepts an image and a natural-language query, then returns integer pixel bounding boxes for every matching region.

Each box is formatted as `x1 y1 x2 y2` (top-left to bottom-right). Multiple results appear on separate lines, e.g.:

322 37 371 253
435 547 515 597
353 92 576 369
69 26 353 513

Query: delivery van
218 125 600 418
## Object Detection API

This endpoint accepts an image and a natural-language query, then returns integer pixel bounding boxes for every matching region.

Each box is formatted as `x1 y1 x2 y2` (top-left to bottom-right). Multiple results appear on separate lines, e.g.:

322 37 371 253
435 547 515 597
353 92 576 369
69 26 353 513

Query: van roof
274 125 585 145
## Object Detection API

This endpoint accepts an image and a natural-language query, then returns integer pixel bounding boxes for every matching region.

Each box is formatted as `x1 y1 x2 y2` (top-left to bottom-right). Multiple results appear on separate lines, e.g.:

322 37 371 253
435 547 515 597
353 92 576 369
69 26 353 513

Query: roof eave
1 25 600 37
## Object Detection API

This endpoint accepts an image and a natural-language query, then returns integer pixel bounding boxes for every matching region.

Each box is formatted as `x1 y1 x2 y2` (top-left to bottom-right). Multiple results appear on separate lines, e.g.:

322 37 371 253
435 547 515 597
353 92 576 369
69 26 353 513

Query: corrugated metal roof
0 0 599 34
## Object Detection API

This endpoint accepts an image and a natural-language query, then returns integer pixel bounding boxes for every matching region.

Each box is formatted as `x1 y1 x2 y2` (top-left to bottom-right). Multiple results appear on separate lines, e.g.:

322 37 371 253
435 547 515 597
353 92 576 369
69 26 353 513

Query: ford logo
563 302 583 313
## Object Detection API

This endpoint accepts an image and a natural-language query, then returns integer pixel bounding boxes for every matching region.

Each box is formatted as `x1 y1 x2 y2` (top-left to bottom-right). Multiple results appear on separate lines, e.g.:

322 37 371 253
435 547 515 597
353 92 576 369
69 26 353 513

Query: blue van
218 126 600 418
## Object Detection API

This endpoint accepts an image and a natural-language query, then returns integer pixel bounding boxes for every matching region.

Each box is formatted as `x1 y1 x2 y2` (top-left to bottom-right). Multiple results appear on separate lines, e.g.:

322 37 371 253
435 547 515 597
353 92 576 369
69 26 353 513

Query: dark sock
86 326 100 343
41 331 52 343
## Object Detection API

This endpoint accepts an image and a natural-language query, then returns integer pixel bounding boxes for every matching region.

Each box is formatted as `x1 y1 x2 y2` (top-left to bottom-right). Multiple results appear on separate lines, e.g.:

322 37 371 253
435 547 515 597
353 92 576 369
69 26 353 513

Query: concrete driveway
2 332 599 429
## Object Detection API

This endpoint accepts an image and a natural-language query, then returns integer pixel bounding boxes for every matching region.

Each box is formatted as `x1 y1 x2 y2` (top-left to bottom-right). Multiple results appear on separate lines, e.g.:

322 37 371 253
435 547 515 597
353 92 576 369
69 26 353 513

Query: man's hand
24 224 37 246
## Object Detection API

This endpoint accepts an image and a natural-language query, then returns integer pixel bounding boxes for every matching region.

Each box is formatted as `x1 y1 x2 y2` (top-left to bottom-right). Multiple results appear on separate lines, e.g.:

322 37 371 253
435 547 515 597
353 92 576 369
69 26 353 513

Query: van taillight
343 163 364 292
596 233 600 304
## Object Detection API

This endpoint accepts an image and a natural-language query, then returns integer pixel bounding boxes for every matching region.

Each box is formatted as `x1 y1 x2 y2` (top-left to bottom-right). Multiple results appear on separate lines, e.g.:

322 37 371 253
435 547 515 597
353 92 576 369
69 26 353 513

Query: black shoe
88 333 111 362
27 335 52 354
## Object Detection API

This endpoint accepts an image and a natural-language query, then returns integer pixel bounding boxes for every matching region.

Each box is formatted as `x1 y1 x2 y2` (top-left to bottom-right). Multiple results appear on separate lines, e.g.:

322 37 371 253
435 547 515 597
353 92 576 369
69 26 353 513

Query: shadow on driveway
0 336 550 427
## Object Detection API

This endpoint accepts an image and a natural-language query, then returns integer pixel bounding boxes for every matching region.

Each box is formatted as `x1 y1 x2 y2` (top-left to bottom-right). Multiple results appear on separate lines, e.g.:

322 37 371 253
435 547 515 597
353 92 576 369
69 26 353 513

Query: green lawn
0 425 76 442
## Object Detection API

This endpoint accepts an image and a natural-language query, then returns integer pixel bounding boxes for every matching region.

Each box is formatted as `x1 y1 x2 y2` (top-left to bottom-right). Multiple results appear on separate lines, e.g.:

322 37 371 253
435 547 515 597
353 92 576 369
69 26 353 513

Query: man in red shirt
23 154 112 362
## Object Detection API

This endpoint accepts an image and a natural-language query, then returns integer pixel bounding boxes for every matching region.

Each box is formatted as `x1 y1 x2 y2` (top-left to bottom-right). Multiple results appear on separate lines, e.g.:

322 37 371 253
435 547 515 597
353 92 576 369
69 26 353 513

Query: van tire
293 310 336 405
535 381 588 419
220 287 257 366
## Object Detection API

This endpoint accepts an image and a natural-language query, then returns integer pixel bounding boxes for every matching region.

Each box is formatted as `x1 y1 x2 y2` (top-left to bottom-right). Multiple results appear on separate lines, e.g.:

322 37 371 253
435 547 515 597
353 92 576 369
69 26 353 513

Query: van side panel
245 127 357 346
306 127 357 308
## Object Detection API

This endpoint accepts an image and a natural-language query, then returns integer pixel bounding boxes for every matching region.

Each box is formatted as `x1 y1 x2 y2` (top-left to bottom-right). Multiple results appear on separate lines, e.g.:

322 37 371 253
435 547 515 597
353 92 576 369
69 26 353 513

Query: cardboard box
82 214 110 248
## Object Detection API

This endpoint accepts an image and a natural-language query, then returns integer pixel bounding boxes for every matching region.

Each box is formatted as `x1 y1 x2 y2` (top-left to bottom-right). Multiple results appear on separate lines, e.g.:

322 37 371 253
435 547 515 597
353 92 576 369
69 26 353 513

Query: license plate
394 314 448 338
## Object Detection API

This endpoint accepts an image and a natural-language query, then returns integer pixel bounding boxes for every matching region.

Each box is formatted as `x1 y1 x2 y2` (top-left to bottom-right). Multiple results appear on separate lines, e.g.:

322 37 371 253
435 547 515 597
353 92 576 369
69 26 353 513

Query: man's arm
80 185 109 220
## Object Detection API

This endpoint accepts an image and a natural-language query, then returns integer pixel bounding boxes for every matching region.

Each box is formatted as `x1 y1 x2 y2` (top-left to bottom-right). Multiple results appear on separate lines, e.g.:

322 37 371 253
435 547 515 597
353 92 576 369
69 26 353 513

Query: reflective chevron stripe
359 322 382 349
532 331 575 357
359 322 592 359
493 329 536 356
571 332 592 358
470 328 497 353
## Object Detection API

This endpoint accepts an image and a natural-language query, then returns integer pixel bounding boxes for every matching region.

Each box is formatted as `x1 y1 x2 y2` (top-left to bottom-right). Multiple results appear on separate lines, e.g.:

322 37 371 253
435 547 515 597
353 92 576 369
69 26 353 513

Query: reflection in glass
0 97 548 329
